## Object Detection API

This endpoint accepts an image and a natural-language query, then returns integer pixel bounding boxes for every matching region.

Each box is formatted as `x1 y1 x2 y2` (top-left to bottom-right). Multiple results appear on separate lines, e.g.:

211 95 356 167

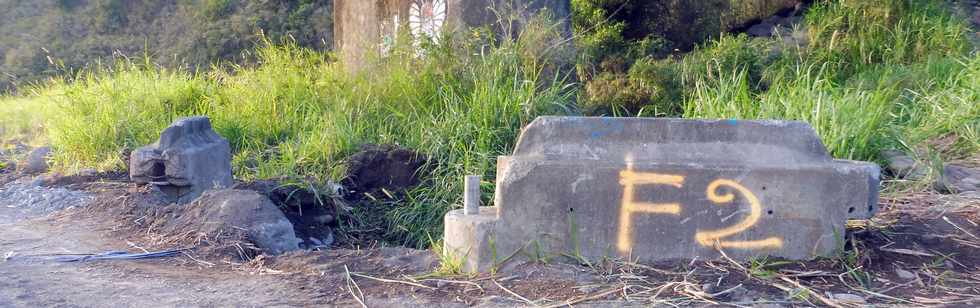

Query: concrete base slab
444 117 880 272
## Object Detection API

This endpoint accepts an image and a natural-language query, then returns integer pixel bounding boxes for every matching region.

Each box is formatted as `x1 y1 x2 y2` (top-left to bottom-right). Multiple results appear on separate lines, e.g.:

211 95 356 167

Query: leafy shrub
92 0 127 32
683 0 977 162
581 58 682 116
202 0 234 20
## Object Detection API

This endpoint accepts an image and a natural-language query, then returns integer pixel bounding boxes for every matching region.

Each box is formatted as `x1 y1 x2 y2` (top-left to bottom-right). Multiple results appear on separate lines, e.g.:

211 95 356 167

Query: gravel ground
0 179 92 215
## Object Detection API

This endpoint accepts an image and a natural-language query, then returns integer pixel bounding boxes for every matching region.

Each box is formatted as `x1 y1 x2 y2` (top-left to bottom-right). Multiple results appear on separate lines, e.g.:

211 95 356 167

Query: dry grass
328 187 980 307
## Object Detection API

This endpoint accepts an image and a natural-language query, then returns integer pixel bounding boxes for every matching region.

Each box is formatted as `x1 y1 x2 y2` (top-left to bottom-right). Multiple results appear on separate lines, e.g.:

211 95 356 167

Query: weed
682 0 978 163
837 234 872 288
746 257 791 280
524 240 552 264
427 234 466 277
563 212 594 269
579 0 978 167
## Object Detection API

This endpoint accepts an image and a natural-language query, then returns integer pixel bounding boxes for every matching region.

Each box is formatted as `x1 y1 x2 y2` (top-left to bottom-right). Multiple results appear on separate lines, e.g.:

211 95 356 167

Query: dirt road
2 177 978 307
0 205 328 307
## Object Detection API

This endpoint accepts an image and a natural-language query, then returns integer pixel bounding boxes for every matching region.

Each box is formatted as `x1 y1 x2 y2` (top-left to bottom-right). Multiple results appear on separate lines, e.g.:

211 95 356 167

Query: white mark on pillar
571 173 594 194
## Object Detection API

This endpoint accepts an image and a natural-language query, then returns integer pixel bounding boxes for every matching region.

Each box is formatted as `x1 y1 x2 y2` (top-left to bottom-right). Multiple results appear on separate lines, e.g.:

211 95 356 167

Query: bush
202 0 234 20
93 0 127 32
682 0 977 162
581 58 682 116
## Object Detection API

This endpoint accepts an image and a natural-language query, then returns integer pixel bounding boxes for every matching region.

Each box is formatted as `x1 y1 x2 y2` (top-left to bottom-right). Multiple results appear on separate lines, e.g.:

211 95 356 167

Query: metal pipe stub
464 175 481 215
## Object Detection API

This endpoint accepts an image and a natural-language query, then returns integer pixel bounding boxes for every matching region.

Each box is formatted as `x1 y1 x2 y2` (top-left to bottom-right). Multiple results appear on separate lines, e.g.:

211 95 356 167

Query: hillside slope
0 0 332 93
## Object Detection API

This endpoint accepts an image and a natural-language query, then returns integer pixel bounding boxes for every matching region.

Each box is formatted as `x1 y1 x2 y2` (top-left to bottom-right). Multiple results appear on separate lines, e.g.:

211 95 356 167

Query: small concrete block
445 117 880 272
130 116 233 204
444 207 498 272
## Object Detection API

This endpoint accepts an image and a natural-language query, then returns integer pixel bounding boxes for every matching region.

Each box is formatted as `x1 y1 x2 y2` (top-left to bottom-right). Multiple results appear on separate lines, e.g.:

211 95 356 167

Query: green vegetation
0 23 572 247
578 0 978 163
0 0 332 92
1 0 978 247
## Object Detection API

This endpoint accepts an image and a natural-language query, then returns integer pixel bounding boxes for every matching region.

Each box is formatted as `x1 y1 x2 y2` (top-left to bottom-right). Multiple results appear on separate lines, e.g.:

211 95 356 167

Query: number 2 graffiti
616 169 784 253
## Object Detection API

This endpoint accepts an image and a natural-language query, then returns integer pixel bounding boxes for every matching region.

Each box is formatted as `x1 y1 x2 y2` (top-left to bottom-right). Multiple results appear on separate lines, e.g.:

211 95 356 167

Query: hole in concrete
569 207 574 212
148 160 166 180
868 205 874 212
848 207 855 213
762 186 767 191
767 210 773 215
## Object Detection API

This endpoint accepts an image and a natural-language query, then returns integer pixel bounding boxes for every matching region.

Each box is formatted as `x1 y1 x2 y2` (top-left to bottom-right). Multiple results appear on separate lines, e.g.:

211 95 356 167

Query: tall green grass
682 0 978 162
0 24 575 247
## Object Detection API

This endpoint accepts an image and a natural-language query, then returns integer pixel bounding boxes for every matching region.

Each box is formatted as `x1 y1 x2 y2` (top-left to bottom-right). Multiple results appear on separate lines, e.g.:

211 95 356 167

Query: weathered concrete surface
445 117 880 272
171 189 301 255
334 0 572 70
444 207 499 272
130 116 233 204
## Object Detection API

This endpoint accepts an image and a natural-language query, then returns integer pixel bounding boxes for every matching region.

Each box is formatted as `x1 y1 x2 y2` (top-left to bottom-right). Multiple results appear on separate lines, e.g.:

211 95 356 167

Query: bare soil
1 174 979 307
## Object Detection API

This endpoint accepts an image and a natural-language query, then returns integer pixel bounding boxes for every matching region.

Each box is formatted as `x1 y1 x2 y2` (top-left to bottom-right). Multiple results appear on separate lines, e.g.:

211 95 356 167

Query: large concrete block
445 117 880 272
131 116 234 204
334 0 572 70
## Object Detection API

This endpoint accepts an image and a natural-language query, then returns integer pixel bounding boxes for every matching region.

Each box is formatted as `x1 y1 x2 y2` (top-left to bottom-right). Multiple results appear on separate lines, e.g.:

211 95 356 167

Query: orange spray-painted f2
616 166 784 254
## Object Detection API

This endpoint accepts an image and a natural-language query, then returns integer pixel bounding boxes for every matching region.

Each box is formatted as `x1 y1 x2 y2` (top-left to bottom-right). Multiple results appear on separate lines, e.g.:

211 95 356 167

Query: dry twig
345 265 367 308
493 279 537 306
351 272 435 290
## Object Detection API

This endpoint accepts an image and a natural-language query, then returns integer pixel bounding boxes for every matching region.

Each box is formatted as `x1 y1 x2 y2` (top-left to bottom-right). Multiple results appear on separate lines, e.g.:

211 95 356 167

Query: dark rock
781 15 803 26
236 179 340 249
18 146 51 175
308 231 335 248
747 22 775 37
309 237 323 246
32 173 61 187
935 164 980 194
313 214 334 225
130 117 233 204
342 144 427 199
895 268 916 280
78 168 98 177
880 149 927 180
171 189 301 255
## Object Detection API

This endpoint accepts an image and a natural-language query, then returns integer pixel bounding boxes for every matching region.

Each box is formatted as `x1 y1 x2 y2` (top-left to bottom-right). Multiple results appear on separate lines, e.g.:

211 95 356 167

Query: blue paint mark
727 119 738 125
590 118 626 139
